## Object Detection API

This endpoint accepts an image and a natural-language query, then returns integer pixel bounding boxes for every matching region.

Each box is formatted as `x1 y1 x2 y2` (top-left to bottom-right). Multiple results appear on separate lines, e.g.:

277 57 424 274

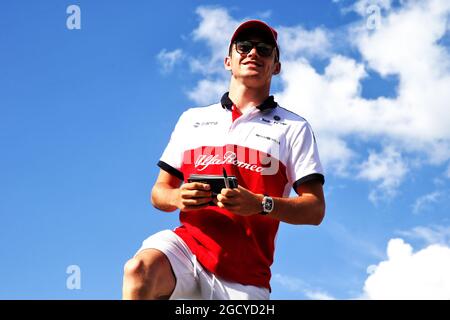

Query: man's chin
241 71 263 78
238 75 269 88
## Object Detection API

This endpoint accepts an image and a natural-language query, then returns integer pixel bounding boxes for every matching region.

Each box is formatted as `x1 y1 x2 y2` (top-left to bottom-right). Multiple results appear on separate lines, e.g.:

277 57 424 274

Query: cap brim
230 20 278 46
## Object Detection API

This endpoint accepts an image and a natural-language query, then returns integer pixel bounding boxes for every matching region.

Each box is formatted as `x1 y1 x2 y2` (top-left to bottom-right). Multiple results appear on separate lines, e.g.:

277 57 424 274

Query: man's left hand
215 186 263 216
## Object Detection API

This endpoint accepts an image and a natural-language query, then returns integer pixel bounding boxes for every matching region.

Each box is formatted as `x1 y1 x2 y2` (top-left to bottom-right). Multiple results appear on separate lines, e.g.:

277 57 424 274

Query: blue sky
1 0 450 300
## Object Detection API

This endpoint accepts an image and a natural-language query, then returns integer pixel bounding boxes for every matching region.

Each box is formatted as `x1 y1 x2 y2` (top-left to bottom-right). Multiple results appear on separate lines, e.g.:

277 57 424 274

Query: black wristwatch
260 195 274 215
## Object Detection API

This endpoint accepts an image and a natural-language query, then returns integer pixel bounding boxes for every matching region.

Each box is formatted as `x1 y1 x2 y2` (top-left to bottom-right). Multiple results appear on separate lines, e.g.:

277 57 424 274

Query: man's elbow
150 192 157 208
150 184 178 212
150 186 164 210
312 200 326 226
150 185 157 206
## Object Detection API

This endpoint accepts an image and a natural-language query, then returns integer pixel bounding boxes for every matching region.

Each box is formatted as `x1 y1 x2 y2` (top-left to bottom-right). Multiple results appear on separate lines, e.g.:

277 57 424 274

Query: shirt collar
220 92 277 112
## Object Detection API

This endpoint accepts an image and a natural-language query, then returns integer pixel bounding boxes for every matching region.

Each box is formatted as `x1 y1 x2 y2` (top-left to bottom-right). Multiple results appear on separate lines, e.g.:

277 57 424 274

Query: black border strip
293 173 325 190
157 161 184 181
0 300 441 318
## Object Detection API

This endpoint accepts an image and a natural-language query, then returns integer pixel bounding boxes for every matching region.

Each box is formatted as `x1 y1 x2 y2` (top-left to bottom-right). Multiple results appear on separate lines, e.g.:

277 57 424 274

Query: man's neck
228 80 271 113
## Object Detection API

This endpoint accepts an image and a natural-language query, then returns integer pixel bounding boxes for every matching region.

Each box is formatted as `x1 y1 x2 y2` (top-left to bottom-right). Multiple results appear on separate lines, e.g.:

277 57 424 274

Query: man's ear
224 56 232 71
272 61 281 75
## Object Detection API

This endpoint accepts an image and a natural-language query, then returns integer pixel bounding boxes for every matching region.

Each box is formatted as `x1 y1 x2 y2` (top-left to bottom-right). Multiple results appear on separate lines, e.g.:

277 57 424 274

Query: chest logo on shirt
195 151 264 173
193 121 218 128
260 117 287 126
255 133 280 145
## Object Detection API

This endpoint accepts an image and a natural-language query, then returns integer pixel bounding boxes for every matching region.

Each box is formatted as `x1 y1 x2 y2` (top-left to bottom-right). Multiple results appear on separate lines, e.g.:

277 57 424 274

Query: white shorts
135 230 270 300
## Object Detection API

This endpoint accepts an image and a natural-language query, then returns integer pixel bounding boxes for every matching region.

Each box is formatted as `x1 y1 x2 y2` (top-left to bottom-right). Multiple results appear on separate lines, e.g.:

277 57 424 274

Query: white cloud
272 273 304 292
275 55 368 175
357 146 408 203
276 55 367 135
190 6 238 76
412 191 443 214
304 290 336 300
351 0 392 16
280 0 450 198
398 225 450 245
362 238 450 299
277 26 332 60
255 10 272 20
182 6 239 104
186 78 228 106
351 0 450 146
317 135 355 176
156 49 184 74
272 273 336 300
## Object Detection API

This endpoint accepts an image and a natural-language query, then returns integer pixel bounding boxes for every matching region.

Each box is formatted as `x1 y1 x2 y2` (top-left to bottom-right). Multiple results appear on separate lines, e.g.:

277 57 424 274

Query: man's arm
151 169 213 212
267 180 325 225
216 179 325 225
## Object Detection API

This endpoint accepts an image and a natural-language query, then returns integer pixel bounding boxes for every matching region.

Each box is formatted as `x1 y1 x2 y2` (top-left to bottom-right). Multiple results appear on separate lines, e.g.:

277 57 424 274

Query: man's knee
123 255 157 286
122 250 175 299
123 257 146 280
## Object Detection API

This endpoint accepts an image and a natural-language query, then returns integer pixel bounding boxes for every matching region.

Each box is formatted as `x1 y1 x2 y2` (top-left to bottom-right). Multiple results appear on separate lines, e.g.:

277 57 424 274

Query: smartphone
187 174 238 196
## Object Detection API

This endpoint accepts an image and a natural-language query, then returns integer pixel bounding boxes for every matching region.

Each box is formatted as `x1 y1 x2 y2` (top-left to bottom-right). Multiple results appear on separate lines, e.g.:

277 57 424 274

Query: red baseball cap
229 20 279 58
230 20 278 45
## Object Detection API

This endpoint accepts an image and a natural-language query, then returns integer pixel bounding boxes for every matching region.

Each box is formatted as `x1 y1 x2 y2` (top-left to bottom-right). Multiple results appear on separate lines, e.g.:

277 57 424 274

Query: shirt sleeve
157 111 188 181
286 122 325 191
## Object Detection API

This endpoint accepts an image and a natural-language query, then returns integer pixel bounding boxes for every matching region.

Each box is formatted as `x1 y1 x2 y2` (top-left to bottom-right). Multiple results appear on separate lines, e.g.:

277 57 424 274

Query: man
122 20 325 300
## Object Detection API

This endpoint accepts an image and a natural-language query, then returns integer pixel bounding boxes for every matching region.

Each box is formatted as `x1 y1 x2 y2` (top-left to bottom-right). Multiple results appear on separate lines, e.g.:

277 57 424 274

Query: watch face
263 197 273 212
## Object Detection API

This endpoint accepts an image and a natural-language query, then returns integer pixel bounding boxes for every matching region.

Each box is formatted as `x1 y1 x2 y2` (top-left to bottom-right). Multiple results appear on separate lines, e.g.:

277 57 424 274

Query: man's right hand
176 182 213 211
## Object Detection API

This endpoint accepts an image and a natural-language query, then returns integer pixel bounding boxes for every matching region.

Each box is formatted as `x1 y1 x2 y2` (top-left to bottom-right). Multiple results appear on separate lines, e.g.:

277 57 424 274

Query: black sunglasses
234 40 275 57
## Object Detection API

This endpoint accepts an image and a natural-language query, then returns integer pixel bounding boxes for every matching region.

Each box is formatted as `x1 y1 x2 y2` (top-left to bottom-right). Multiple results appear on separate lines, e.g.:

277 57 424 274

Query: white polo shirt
157 92 324 289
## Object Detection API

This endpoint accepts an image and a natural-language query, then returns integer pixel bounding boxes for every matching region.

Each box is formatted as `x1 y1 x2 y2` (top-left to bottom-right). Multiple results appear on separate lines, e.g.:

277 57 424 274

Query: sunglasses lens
236 41 253 53
236 41 274 57
256 44 273 57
